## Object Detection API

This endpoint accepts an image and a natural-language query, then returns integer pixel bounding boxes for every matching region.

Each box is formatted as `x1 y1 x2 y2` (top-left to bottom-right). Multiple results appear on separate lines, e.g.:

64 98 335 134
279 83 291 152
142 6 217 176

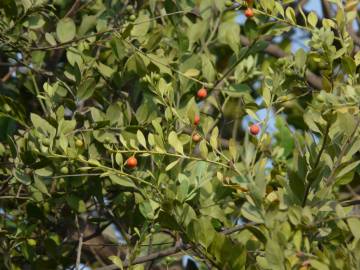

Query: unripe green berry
75 139 84 147
4 104 11 112
60 166 69 174
225 0 233 7
285 70 293 76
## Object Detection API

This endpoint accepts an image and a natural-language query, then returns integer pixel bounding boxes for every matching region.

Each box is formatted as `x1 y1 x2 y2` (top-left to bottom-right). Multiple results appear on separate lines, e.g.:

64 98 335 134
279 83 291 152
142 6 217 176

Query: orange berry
197 87 207 100
194 115 200 125
249 124 260 135
245 7 254 17
192 133 202 143
126 156 138 168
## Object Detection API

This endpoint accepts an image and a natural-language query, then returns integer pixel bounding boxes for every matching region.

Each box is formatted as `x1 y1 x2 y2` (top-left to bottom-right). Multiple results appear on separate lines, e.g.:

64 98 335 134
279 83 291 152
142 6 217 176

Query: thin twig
76 233 84 270
65 0 81 18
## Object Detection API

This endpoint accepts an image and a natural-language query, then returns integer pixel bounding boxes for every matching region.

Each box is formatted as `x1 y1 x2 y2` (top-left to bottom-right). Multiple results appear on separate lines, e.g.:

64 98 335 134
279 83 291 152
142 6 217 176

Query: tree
1 0 360 269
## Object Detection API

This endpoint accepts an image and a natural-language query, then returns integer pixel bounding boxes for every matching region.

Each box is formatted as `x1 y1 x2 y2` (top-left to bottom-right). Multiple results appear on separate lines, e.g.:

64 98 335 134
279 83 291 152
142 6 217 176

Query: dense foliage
1 0 360 269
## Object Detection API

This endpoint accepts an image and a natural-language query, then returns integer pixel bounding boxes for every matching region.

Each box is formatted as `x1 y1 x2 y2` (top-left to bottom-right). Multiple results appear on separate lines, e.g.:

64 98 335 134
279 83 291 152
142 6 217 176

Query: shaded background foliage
1 0 360 269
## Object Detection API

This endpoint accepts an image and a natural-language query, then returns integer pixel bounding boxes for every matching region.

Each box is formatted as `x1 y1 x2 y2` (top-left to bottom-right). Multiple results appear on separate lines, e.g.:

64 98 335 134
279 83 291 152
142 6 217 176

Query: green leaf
342 56 356 75
210 127 219 150
177 177 189 203
188 20 208 49
34 167 53 177
188 217 216 249
229 138 237 161
265 239 285 269
199 140 208 159
45 33 57 46
201 54 216 82
208 233 246 268
59 119 76 135
126 54 147 76
218 18 240 54
245 109 259 121
108 256 123 270
33 176 50 196
66 195 86 213
304 111 321 133
30 113 56 137
336 160 360 179
285 7 296 24
183 68 200 77
78 15 97 36
249 40 269 54
289 153 307 204
307 12 318 28
165 159 180 171
56 18 76 43
131 12 151 37
13 168 31 185
178 203 196 226
348 218 360 239
309 260 329 270
96 62 115 78
274 116 294 158
168 131 184 154
337 112 356 137
137 130 147 149
354 51 360 66
139 200 159 220
76 78 96 100
263 86 271 107
109 174 136 188
241 202 264 223
115 153 123 167
295 48 307 70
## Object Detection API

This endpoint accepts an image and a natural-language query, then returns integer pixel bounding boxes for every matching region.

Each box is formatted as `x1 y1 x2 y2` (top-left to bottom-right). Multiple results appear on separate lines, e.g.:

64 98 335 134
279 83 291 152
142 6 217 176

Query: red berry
197 87 207 100
249 124 260 135
245 8 254 17
194 115 200 125
192 133 202 143
126 156 138 168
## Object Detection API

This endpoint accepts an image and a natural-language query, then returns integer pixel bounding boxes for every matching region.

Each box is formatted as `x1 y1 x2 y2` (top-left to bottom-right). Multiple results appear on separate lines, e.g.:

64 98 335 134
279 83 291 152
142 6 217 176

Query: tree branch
76 233 84 270
321 0 332 19
94 222 256 270
65 0 82 18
